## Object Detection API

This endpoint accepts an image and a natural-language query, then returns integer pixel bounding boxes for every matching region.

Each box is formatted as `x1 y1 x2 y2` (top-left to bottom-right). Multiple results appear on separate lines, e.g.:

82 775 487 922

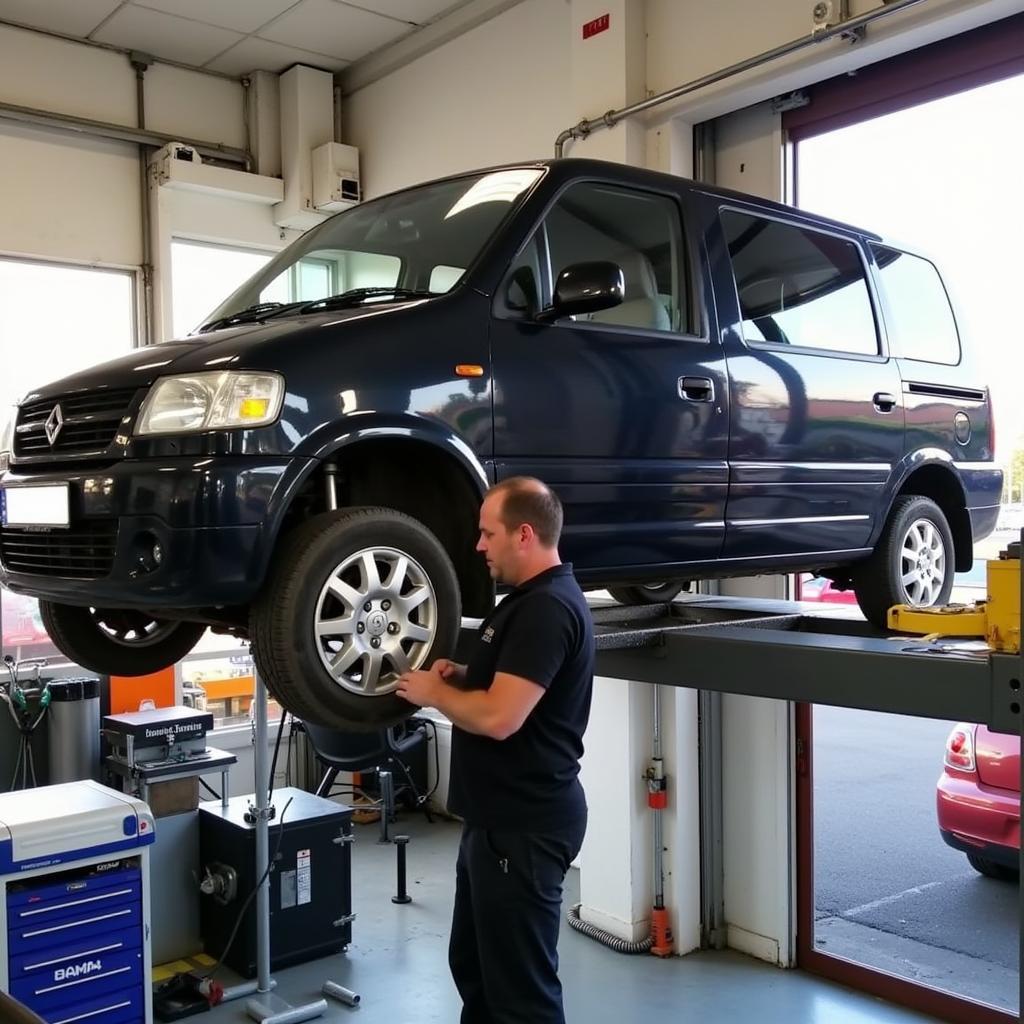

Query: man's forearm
430 682 507 739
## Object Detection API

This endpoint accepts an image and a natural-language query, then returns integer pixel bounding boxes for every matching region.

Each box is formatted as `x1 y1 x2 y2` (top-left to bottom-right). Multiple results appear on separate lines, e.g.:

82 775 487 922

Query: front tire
39 602 206 676
251 507 460 731
853 495 955 628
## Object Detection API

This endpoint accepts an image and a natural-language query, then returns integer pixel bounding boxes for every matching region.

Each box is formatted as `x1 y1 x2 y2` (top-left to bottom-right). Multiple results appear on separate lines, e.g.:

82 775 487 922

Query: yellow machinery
887 544 1020 653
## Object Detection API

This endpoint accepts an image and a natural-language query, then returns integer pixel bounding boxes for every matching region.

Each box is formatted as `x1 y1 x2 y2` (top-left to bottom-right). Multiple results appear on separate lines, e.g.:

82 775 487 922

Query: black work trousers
449 817 586 1024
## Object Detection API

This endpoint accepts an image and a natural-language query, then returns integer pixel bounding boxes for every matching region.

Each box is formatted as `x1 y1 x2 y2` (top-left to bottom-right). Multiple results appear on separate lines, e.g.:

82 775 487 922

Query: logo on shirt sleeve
481 625 495 644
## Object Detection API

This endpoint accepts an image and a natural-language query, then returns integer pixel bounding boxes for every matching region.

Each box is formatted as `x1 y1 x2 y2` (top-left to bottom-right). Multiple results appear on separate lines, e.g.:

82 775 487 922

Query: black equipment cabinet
198 787 353 978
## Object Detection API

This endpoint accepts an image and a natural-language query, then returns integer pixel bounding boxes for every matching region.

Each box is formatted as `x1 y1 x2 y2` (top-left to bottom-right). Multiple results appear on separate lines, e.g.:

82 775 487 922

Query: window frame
494 176 708 342
868 243 963 367
719 203 889 363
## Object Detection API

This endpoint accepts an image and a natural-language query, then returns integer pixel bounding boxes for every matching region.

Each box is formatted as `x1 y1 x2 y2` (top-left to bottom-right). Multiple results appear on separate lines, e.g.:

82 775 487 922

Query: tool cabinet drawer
11 948 144 1014
10 922 141 979
26 982 144 1024
8 898 142 956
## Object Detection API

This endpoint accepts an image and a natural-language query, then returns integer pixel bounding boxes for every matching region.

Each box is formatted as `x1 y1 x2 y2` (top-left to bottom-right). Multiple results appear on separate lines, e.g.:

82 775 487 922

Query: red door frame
795 704 1016 1023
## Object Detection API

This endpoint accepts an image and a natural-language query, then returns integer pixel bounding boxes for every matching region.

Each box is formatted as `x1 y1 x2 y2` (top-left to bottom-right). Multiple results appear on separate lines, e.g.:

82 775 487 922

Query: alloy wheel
899 518 947 606
313 545 437 696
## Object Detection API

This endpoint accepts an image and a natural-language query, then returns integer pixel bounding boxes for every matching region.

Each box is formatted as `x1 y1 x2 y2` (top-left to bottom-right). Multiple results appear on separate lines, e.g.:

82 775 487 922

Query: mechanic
397 475 595 1024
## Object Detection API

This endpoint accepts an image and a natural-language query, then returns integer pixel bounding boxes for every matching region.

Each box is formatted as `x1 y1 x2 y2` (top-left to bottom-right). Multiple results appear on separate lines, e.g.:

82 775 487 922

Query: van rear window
871 245 960 365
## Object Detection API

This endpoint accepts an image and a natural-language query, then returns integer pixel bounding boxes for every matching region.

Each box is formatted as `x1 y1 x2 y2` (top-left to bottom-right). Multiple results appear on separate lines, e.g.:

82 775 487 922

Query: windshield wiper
299 288 439 313
197 301 307 334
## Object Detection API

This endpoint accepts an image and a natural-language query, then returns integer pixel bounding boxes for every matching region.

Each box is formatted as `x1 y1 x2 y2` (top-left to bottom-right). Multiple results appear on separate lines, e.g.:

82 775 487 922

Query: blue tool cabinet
0 781 154 1023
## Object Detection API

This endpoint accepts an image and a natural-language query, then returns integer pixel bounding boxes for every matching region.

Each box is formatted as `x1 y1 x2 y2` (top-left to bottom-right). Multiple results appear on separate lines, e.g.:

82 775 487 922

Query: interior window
722 210 879 357
171 240 276 337
515 182 686 333
259 250 400 305
871 245 960 364
429 264 464 292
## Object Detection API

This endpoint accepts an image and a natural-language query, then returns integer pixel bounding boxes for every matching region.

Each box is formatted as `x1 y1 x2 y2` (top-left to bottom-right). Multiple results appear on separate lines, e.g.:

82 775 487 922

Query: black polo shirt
447 563 595 832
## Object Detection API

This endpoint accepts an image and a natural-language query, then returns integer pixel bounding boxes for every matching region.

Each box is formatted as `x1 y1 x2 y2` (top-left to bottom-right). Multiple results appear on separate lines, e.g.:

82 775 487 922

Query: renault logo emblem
44 403 64 445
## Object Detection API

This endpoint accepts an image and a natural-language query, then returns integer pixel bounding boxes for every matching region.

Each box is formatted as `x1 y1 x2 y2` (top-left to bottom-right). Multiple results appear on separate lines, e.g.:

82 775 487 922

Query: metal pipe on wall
553 0 928 157
0 99 253 169
132 53 155 349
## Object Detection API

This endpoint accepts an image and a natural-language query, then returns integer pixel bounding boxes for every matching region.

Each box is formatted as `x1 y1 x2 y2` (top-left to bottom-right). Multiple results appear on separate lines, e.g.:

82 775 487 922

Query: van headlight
0 408 14 472
135 372 285 436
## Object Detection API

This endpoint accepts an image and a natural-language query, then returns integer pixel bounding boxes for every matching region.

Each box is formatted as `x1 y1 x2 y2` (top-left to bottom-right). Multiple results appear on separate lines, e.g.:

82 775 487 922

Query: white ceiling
0 0 468 76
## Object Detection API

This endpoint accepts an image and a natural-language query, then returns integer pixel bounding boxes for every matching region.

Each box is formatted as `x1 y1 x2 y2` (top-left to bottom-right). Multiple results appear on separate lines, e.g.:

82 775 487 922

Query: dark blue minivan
0 159 1002 728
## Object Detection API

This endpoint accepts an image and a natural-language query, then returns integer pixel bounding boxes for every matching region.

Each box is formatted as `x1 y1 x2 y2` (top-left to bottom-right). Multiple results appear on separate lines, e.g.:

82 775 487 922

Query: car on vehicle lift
938 723 1020 881
0 159 1002 729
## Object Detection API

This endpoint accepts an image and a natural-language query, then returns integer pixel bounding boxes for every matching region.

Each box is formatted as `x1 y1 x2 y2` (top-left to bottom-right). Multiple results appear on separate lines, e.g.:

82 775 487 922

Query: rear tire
38 601 205 676
608 581 686 605
251 507 460 731
853 495 955 628
966 852 1019 882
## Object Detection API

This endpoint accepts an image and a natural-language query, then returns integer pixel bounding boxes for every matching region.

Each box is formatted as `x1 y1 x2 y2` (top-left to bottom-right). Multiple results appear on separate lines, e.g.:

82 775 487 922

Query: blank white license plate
1 485 70 527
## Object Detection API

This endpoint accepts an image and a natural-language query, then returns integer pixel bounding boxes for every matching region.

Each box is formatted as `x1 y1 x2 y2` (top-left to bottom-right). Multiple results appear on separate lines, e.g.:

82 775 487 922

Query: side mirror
539 261 624 321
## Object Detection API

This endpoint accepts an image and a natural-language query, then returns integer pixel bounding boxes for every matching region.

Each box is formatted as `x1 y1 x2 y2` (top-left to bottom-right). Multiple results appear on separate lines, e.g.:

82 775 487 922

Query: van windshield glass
199 168 542 332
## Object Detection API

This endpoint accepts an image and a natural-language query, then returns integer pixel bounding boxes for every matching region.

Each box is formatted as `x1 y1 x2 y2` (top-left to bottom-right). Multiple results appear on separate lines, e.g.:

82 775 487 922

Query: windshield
199 168 543 331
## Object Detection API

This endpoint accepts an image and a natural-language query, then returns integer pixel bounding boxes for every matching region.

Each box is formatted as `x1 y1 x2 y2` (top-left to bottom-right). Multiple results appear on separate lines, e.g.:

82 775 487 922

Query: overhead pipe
0 99 253 169
554 0 928 157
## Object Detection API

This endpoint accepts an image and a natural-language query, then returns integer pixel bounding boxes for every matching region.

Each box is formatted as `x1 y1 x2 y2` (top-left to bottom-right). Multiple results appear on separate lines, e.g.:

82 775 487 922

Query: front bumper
936 771 1019 867
0 456 315 608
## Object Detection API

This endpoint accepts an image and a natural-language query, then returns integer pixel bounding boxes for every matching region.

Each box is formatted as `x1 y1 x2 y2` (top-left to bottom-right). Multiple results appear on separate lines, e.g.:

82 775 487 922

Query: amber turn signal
455 364 484 377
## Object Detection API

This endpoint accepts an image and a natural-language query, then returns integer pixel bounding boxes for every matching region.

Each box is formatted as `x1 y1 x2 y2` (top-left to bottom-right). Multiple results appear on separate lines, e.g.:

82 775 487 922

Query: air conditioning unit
312 142 361 213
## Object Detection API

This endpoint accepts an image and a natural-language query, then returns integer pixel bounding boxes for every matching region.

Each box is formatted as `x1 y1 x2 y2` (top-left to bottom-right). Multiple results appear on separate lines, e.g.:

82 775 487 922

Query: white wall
0 22 247 272
344 0 572 198
0 123 142 268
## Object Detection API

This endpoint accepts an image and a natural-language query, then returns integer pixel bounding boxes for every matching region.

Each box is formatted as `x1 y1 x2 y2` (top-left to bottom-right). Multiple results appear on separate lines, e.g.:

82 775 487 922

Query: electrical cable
204 795 293 981
200 779 222 801
267 711 288 802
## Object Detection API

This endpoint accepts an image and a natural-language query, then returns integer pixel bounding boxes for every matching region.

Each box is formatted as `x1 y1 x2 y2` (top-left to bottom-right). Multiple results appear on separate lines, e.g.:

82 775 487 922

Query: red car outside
937 723 1020 880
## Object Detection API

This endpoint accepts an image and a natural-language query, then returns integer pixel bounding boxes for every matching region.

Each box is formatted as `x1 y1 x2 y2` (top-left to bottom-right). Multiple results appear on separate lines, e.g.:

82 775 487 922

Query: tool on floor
392 834 412 904
322 981 361 1007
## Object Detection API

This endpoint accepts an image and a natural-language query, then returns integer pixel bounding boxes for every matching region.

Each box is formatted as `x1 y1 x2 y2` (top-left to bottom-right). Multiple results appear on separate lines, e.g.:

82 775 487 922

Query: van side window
721 210 879 357
871 245 960 365
533 183 687 333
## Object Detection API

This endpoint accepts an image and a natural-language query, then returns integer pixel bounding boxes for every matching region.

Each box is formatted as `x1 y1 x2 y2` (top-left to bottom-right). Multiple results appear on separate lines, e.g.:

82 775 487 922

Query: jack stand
378 769 394 843
392 835 412 904
216 665 327 1023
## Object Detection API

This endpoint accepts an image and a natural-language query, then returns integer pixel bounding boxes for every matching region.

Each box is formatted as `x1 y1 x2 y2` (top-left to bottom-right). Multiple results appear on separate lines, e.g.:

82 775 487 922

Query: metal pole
244 668 327 1022
698 689 726 949
252 670 272 994
553 0 927 157
652 686 664 909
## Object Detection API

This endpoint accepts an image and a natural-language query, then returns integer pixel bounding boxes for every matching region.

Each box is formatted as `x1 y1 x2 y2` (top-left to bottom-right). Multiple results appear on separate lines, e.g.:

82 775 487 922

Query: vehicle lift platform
579 585 1023 1016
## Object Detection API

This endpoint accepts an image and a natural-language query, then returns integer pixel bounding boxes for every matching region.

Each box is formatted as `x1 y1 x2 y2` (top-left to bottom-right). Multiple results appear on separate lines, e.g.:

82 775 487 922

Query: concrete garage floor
201 813 942 1024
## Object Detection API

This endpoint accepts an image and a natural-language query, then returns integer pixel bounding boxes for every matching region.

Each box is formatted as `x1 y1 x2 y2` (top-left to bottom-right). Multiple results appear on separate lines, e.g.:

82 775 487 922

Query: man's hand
431 658 467 687
396 663 447 708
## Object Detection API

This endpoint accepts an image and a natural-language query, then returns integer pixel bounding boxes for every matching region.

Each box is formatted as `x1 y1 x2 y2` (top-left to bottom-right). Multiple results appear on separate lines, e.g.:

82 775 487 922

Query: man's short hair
489 477 563 548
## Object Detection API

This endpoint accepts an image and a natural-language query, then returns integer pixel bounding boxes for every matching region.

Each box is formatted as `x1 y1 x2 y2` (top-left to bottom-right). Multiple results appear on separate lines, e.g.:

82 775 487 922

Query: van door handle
873 391 896 413
679 377 714 402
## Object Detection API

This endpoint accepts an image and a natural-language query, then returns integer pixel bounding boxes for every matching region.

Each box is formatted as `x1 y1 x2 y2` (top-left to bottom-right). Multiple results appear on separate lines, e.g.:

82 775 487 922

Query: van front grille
0 521 118 579
14 389 138 457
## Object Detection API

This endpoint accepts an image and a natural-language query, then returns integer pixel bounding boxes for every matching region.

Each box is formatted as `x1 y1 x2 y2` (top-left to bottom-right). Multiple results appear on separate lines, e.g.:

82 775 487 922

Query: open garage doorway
792 56 1022 1024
